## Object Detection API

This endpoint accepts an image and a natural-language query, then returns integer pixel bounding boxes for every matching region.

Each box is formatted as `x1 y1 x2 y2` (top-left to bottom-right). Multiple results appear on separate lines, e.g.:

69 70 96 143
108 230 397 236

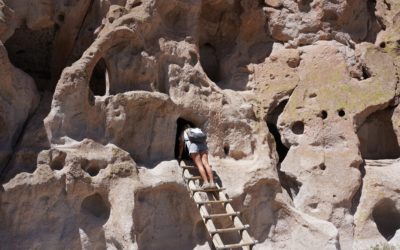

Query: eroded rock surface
1 0 400 249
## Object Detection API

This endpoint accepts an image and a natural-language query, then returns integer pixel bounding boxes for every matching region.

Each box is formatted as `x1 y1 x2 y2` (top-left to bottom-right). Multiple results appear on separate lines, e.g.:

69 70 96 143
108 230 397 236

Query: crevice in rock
70 0 97 61
128 1 143 9
357 106 400 159
350 161 366 215
383 0 391 11
266 100 300 199
266 100 289 163
372 198 400 240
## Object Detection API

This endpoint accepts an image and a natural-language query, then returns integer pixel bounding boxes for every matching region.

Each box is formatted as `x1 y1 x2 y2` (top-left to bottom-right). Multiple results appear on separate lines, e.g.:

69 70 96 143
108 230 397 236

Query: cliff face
0 0 400 249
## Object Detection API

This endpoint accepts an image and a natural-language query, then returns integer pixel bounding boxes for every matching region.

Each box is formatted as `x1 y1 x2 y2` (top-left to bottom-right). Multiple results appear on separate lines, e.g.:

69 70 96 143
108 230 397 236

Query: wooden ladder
180 161 258 250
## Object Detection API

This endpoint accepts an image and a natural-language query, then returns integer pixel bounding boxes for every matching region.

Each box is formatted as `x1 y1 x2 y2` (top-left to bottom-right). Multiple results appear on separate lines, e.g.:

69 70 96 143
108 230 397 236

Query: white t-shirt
182 130 191 149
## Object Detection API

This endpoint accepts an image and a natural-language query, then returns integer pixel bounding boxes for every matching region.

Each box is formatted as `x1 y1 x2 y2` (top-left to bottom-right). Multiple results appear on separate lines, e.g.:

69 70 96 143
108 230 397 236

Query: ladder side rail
187 179 226 249
213 184 257 247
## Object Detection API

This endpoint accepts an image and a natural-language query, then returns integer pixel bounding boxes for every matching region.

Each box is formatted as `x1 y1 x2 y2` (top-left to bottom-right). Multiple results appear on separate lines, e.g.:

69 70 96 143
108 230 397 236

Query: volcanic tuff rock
0 0 400 249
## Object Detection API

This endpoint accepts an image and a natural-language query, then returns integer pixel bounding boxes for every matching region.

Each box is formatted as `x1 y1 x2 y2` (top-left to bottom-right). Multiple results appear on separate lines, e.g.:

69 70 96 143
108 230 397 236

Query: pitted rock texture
0 0 400 249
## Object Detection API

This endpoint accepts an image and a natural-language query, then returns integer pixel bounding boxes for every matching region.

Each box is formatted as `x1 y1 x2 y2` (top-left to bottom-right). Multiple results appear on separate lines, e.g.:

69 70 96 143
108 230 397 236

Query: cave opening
5 26 55 91
357 107 400 159
174 118 195 160
89 59 108 96
372 198 400 240
266 100 289 163
81 193 110 219
199 43 220 83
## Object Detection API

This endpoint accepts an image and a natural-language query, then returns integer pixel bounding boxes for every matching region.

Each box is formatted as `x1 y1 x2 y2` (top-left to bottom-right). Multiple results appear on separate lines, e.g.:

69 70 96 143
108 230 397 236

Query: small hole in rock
338 109 345 117
309 93 317 98
130 1 142 8
87 166 100 176
320 110 328 119
50 151 67 170
81 193 110 219
362 65 372 79
223 145 230 156
333 194 336 198
380 42 386 48
319 164 326 170
291 121 305 135
189 51 198 66
58 14 65 23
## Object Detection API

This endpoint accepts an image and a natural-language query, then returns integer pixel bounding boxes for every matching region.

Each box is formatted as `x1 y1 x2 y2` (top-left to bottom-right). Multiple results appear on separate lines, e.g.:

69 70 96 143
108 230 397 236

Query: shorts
188 142 208 154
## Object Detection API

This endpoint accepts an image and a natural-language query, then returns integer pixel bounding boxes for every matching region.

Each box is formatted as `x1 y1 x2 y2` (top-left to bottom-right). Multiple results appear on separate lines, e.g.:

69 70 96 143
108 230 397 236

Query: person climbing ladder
178 124 216 189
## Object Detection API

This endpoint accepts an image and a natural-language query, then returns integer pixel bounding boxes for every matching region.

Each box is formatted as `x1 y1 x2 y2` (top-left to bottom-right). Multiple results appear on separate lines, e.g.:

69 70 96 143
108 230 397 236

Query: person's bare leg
201 152 214 186
191 153 209 184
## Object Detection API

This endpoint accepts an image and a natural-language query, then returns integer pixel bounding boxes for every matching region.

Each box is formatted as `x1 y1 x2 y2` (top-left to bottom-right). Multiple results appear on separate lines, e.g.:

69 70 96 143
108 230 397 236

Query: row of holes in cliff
315 109 346 173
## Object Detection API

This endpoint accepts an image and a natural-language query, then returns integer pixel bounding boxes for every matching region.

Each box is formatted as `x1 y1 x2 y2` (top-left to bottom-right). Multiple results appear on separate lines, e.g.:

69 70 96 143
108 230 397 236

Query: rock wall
0 0 400 249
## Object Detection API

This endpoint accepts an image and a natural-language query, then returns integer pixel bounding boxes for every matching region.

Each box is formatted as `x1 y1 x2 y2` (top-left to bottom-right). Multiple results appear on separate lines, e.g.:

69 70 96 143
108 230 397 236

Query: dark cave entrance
89 59 108 96
199 43 220 83
174 118 195 160
5 26 55 91
357 107 400 159
372 198 400 240
266 100 289 163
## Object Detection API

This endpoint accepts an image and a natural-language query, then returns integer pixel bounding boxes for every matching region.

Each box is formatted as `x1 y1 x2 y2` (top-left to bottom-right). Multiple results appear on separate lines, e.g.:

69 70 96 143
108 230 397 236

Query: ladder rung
191 187 225 192
184 176 217 181
216 240 258 249
204 211 240 219
184 176 202 180
181 165 197 170
196 199 233 205
210 224 249 234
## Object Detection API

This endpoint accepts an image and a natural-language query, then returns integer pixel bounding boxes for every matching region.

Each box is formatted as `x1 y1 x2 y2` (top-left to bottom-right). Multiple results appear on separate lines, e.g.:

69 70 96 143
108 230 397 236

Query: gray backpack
186 128 207 143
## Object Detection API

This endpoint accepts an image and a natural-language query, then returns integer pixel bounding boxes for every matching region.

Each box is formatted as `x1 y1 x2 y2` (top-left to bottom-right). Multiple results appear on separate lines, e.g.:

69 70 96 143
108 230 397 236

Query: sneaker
201 182 211 190
209 182 217 189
